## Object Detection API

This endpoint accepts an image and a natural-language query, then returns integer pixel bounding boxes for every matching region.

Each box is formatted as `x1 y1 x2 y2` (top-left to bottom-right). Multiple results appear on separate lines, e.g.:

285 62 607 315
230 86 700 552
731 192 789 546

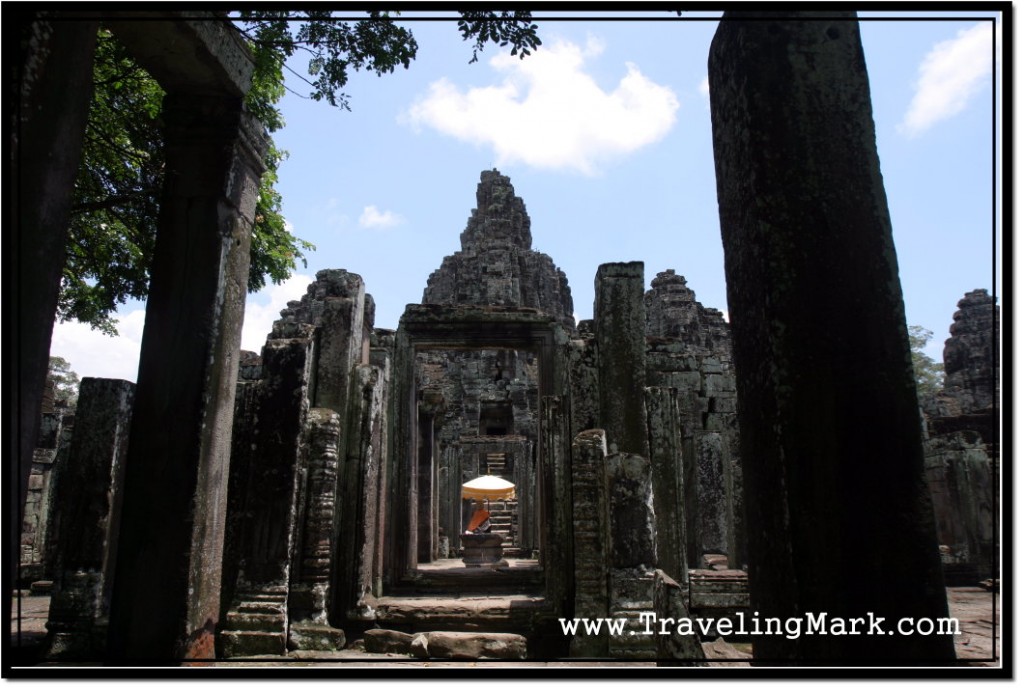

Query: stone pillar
606 455 656 569
594 263 649 457
567 330 600 439
15 17 98 584
384 329 414 587
605 452 657 658
439 445 460 558
107 93 267 661
512 441 535 552
20 410 70 584
219 329 314 658
416 406 435 563
288 408 345 651
312 276 366 414
369 347 392 597
44 379 134 659
569 429 609 657
219 380 260 629
334 362 389 623
645 387 688 584
541 396 572 614
694 432 728 556
709 13 953 661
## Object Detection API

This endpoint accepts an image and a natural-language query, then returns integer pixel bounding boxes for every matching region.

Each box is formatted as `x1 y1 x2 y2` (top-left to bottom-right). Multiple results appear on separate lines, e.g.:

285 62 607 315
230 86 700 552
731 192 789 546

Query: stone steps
373 594 553 636
392 560 543 596
486 499 518 547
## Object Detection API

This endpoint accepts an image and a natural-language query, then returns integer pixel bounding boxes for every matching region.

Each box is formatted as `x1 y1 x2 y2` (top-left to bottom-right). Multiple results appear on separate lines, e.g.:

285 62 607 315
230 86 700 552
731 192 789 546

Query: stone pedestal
460 533 507 567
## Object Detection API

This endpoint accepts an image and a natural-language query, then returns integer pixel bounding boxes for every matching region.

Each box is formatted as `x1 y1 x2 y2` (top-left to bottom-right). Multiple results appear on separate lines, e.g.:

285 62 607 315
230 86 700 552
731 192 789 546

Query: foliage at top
235 10 541 109
60 13 541 335
909 325 945 401
62 29 313 335
48 356 80 407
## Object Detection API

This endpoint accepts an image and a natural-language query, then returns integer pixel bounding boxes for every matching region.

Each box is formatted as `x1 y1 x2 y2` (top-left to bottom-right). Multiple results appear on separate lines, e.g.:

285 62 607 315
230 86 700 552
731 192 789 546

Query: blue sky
51 10 1003 383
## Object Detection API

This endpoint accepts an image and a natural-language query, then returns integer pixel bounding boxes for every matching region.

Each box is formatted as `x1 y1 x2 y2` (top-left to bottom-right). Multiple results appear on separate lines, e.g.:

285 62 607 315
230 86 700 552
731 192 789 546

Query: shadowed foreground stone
709 12 954 661
653 570 706 663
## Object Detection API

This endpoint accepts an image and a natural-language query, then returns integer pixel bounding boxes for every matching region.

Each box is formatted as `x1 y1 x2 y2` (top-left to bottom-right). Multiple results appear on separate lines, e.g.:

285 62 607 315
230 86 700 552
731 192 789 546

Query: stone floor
9 586 1000 668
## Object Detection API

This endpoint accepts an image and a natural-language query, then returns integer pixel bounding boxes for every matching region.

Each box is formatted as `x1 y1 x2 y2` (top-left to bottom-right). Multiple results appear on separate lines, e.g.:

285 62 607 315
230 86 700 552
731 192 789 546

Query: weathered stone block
410 633 430 658
653 570 706 662
606 452 657 568
288 623 345 652
364 628 413 654
220 630 288 658
424 631 527 660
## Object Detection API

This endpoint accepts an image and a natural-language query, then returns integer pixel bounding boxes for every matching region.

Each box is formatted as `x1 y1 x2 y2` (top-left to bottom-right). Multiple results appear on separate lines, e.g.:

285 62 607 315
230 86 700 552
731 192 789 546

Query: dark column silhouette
13 14 98 597
708 12 954 661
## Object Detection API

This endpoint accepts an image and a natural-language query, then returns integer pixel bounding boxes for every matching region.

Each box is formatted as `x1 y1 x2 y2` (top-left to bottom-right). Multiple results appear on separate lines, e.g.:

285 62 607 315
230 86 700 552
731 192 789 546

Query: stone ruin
21 170 995 663
921 289 998 585
27 170 747 661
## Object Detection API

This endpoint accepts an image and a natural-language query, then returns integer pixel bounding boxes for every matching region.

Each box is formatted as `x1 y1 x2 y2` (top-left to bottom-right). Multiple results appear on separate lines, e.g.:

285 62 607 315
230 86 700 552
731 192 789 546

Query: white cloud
402 37 679 175
900 22 994 137
49 272 315 384
358 205 403 229
50 309 147 383
240 273 314 352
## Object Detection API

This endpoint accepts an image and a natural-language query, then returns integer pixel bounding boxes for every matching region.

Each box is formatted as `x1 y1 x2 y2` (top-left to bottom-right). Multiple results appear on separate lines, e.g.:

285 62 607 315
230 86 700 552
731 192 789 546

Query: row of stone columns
17 12 964 665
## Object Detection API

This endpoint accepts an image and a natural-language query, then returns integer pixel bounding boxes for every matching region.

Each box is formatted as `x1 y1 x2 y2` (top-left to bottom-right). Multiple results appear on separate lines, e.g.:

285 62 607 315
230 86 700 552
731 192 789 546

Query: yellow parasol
461 475 516 501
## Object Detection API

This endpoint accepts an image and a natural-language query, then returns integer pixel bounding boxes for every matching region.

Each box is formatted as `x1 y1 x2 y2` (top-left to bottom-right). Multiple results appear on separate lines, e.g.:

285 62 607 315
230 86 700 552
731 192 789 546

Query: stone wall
644 271 744 569
922 289 998 583
20 404 74 586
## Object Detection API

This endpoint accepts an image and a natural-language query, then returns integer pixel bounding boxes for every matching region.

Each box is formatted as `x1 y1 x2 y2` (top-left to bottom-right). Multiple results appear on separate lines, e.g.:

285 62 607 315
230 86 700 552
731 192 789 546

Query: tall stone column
594 263 649 457
334 362 389 623
605 452 658 659
416 405 436 563
541 396 571 614
219 329 314 658
569 429 610 657
709 13 953 661
14 18 98 595
44 379 134 659
645 387 688 584
288 407 345 651
107 94 267 661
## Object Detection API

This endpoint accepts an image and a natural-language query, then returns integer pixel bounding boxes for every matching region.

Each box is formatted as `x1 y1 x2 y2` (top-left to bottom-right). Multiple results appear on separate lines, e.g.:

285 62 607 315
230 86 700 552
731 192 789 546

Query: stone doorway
384 305 570 610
